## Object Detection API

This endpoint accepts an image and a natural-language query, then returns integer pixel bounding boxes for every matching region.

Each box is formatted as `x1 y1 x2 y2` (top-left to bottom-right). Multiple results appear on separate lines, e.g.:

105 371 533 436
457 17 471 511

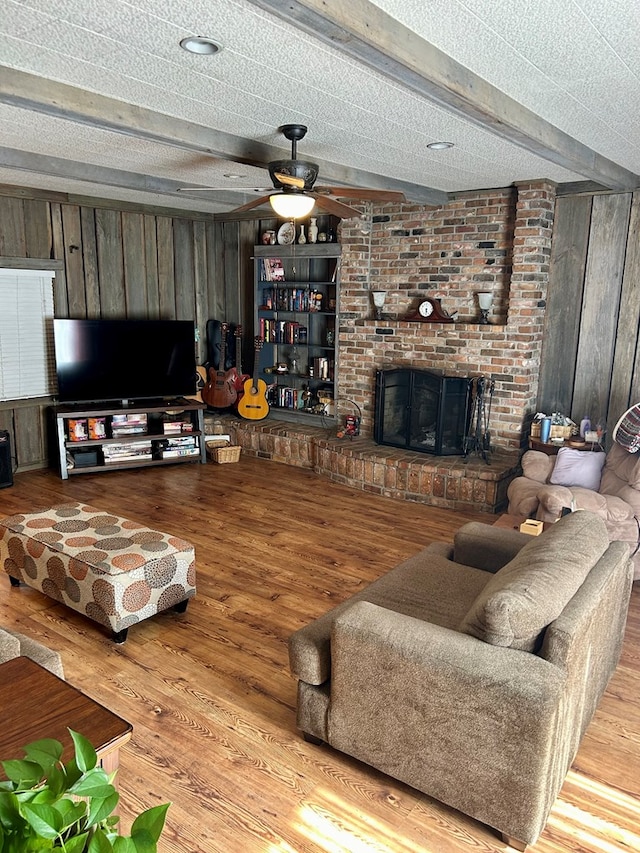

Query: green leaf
68 731 97 774
112 836 136 853
88 827 115 853
131 804 169 846
69 768 113 799
0 791 23 825
63 832 92 853
20 803 62 839
87 791 119 827
1 760 43 788
23 740 63 775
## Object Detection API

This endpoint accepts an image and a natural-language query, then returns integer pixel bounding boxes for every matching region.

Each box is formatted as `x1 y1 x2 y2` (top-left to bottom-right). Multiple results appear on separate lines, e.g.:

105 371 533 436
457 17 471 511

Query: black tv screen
53 319 197 404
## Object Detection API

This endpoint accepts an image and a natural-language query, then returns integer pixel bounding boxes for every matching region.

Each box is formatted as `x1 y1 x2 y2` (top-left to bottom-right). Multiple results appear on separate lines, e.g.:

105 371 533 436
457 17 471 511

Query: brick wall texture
336 181 557 449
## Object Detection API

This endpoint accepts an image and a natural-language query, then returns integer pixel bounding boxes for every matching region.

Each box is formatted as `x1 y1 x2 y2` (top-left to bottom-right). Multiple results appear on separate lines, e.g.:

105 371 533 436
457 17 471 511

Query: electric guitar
201 322 238 409
237 338 270 421
232 324 251 402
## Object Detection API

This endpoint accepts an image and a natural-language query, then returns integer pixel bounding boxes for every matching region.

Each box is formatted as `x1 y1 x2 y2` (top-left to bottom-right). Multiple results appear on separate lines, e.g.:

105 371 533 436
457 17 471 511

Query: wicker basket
207 442 241 464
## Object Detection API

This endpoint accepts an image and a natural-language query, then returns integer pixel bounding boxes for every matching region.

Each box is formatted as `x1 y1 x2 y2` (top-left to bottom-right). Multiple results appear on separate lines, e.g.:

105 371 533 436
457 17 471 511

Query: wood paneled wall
537 190 640 440
0 189 256 471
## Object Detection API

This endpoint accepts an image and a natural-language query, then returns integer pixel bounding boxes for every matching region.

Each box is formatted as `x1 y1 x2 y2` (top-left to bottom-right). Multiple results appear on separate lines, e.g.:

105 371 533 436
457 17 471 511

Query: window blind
0 269 56 402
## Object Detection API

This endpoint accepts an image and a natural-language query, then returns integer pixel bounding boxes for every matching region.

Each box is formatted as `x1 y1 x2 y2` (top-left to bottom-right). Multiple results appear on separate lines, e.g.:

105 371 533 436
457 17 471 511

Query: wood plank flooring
0 457 638 853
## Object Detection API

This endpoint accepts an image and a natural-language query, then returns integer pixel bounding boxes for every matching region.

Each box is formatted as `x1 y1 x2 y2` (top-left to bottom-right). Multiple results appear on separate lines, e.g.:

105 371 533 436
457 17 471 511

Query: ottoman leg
173 599 189 613
112 628 128 644
9 576 21 587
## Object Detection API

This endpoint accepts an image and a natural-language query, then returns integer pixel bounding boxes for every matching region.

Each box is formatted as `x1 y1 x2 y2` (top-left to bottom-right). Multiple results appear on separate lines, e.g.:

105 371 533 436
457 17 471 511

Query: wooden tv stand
51 398 206 479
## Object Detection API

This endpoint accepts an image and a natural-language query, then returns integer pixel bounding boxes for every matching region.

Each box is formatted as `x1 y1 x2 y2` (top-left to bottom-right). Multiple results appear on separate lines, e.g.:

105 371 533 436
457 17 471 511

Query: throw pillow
459 511 609 651
549 447 606 491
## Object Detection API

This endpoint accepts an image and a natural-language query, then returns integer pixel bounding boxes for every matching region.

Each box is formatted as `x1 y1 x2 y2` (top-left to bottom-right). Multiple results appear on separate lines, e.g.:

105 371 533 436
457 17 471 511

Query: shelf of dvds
51 399 206 479
254 242 340 425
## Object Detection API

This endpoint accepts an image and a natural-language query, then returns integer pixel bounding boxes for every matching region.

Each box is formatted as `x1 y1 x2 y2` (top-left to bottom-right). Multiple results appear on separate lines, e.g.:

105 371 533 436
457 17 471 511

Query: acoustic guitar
232 324 251 402
237 338 269 421
201 322 238 409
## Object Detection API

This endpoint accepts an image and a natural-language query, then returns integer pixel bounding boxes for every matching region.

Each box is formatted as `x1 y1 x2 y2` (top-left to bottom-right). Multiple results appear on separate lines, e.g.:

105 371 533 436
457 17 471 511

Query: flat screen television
53 319 197 404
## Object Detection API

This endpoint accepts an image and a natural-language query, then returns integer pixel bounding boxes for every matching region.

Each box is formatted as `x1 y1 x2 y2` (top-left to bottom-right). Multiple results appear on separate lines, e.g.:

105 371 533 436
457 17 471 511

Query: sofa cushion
289 546 490 685
459 511 609 651
521 450 555 483
549 447 606 491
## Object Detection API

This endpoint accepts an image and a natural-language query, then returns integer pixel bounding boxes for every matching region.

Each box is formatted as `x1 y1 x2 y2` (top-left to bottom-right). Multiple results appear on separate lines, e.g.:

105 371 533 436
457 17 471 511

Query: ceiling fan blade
309 193 360 219
315 186 406 202
228 194 273 214
274 172 306 189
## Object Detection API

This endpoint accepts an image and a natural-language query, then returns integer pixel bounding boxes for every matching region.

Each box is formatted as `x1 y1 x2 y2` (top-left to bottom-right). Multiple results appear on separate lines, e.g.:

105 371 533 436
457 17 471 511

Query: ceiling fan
180 124 406 219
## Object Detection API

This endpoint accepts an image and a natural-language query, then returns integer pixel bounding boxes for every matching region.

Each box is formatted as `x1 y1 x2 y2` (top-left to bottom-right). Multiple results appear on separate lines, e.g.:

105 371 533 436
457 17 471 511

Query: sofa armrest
329 600 565 845
453 522 530 572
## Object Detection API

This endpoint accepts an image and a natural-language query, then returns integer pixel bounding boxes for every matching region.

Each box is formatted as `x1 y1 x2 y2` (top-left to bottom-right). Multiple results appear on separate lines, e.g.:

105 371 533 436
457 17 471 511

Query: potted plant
0 729 169 851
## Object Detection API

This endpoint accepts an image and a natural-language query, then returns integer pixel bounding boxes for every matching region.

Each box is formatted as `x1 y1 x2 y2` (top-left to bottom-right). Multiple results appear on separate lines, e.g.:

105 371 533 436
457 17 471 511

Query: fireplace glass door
374 368 470 455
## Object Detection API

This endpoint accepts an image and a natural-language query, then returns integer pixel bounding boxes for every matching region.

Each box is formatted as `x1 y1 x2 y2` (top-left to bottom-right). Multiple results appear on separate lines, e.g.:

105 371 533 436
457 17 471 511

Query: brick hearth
219 416 520 514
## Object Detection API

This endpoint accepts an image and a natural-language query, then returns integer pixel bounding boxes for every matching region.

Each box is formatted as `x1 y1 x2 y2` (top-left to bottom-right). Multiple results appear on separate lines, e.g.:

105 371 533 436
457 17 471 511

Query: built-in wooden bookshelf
253 242 340 426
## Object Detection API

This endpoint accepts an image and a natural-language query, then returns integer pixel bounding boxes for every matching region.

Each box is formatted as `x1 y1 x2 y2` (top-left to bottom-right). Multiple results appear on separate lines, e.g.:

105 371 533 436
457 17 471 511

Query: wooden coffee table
0 657 132 777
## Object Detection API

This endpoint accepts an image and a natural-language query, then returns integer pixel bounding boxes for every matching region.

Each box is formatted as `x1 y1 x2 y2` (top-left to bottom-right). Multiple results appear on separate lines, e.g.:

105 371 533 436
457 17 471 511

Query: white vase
298 225 306 244
308 218 318 243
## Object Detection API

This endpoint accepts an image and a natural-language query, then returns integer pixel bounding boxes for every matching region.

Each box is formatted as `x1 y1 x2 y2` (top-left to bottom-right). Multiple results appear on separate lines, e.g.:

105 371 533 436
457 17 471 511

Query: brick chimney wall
336 180 556 449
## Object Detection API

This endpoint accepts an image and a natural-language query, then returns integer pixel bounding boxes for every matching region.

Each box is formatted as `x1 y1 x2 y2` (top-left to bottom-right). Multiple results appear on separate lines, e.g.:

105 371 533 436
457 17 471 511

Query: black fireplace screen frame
374 368 471 456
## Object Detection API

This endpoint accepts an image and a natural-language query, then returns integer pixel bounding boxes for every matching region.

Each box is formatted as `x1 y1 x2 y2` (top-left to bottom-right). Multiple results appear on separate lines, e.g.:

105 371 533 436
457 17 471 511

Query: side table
0 657 132 778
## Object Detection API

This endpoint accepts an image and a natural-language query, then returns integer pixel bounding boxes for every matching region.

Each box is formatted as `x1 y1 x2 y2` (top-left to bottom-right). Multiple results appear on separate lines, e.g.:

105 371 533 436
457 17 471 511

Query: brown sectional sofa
289 512 634 849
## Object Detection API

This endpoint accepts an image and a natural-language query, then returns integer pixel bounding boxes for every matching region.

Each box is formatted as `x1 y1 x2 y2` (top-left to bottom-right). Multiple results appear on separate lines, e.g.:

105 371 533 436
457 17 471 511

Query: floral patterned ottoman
0 502 196 642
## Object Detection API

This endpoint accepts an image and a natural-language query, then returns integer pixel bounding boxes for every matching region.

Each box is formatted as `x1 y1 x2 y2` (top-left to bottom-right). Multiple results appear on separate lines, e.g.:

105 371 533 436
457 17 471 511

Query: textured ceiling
0 0 638 216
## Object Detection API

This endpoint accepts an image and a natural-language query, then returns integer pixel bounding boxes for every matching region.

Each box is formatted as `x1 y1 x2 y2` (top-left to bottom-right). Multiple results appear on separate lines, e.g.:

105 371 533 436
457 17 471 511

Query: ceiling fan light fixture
427 141 454 150
179 36 222 55
269 192 315 219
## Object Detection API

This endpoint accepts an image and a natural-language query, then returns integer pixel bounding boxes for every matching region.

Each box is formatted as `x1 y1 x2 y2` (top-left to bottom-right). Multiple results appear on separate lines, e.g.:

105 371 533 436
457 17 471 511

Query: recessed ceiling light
427 141 454 150
223 173 244 179
180 36 222 55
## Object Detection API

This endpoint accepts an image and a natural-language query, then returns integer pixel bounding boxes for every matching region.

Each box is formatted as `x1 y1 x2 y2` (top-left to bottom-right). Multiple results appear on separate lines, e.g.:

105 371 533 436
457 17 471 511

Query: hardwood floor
0 457 638 853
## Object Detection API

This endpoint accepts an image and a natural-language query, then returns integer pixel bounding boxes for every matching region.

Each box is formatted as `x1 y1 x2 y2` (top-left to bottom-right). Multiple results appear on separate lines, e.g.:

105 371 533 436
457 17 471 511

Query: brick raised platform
220 416 520 514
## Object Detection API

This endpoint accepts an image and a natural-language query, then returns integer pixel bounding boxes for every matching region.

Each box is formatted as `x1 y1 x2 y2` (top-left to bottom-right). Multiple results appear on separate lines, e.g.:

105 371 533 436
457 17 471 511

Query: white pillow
549 447 606 491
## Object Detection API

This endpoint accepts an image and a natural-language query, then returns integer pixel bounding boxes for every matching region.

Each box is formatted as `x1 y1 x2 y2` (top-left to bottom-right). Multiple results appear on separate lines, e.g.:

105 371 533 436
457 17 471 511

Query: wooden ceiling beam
0 66 446 206
248 0 640 192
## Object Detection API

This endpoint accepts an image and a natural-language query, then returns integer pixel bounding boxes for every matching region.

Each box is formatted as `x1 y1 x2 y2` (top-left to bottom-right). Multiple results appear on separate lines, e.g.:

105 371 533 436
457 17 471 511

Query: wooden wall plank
572 193 632 427
537 196 592 414
172 218 195 320
23 199 52 258
13 405 47 469
143 214 160 319
207 220 222 323
156 216 175 319
221 221 240 324
80 207 100 317
95 209 125 317
50 203 69 317
610 191 640 422
0 197 26 256
192 219 208 363
121 211 147 318
61 204 86 318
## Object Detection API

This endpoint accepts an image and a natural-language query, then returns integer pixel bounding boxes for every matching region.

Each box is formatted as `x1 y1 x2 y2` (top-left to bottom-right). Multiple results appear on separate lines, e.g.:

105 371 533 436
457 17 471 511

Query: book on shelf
103 440 153 463
260 287 329 313
259 318 307 344
162 448 200 459
259 257 285 282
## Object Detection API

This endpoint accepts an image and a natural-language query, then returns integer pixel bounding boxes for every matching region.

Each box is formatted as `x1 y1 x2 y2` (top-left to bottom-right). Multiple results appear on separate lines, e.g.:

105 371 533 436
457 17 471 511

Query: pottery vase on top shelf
308 218 318 243
298 225 306 244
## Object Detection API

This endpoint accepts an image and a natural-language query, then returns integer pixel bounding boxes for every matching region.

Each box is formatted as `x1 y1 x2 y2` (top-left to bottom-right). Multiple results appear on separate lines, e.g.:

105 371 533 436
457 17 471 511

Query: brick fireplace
336 180 556 450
